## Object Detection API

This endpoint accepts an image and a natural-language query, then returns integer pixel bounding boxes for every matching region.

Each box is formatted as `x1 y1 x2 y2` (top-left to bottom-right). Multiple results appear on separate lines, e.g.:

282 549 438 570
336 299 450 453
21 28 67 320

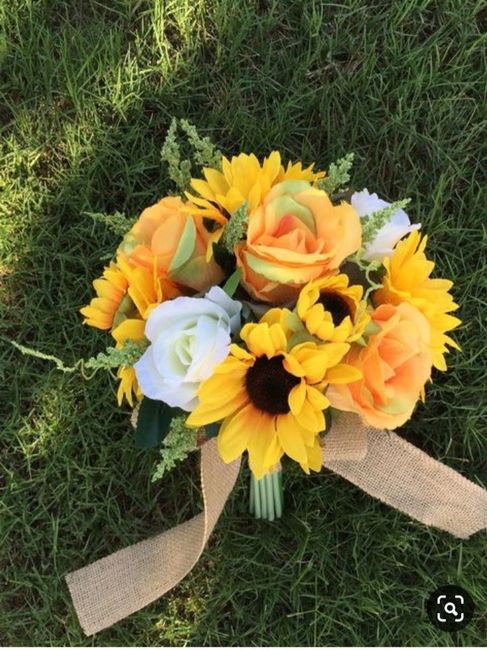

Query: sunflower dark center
318 292 353 326
245 355 300 415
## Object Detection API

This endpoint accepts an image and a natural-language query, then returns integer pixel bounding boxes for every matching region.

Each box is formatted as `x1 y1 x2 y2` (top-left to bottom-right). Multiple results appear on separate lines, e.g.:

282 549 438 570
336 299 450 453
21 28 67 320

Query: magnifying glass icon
444 602 458 617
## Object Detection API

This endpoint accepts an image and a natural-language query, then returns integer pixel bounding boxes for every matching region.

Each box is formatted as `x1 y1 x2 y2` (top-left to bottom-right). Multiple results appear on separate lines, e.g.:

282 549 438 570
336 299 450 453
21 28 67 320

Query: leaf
135 397 180 449
222 267 242 297
204 421 222 438
168 217 196 272
363 320 382 337
323 408 333 436
288 332 319 350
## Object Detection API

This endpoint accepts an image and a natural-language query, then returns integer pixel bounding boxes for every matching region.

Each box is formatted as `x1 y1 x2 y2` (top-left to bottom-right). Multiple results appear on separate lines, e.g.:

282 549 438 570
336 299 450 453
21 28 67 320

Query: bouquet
80 125 460 516
16 121 487 635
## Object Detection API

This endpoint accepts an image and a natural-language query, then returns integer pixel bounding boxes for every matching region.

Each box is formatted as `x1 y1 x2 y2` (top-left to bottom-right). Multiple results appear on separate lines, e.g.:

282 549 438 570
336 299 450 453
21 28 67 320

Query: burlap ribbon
66 413 487 635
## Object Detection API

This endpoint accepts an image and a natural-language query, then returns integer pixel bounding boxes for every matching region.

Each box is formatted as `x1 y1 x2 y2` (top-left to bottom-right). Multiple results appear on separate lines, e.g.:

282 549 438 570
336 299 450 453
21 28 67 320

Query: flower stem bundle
249 466 283 521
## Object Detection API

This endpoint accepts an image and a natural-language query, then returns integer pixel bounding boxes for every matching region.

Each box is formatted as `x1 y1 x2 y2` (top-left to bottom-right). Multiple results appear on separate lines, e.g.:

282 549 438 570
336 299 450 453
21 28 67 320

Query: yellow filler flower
186 151 325 223
186 317 361 478
296 274 370 343
374 230 461 371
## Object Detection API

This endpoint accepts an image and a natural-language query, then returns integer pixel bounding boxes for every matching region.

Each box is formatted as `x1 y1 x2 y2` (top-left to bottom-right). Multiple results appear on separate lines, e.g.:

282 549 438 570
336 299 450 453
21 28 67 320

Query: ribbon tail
65 439 240 636
324 424 487 539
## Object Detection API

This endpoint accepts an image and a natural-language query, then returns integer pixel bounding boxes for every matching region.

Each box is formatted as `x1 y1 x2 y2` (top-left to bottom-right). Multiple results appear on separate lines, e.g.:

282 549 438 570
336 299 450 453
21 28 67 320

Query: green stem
249 465 283 521
253 474 261 519
260 474 267 519
265 473 275 521
272 470 282 518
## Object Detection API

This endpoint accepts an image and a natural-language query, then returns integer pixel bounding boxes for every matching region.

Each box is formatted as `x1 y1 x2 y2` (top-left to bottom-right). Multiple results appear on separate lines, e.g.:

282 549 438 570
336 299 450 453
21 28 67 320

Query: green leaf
287 330 319 350
323 408 333 436
363 320 382 337
222 267 242 297
135 397 180 449
168 217 196 273
204 421 222 438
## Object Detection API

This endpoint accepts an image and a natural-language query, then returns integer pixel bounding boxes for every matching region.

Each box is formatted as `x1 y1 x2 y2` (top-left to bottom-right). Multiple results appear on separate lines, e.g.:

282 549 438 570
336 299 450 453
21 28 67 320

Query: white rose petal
351 188 421 262
204 285 242 333
134 287 242 411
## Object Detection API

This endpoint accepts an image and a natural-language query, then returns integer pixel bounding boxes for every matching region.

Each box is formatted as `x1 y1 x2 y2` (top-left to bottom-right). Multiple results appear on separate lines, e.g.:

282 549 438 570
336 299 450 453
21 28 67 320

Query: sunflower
111 318 145 406
278 160 326 183
374 230 461 371
186 151 325 224
80 262 131 330
296 274 371 343
110 260 179 405
82 256 178 404
186 318 361 478
116 256 179 320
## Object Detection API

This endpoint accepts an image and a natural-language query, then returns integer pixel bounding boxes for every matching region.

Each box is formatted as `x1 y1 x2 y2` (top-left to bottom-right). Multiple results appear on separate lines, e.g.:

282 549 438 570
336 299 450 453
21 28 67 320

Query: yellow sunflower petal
242 322 285 358
302 439 323 473
112 318 146 344
218 403 256 462
187 389 249 427
325 363 362 384
198 372 247 404
229 343 255 362
247 412 280 479
283 353 306 378
276 413 307 464
288 380 306 414
203 168 228 196
306 385 330 410
117 367 141 407
296 399 325 432
375 230 461 371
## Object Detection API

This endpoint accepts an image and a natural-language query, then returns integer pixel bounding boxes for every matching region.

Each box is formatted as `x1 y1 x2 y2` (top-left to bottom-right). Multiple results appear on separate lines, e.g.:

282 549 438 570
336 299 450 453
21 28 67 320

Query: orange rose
118 197 224 292
236 180 361 303
327 302 433 429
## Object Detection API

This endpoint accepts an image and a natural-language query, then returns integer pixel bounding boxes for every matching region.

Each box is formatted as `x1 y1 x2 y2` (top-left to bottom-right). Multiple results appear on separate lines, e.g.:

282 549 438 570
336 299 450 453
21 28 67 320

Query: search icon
444 602 458 617
426 585 475 632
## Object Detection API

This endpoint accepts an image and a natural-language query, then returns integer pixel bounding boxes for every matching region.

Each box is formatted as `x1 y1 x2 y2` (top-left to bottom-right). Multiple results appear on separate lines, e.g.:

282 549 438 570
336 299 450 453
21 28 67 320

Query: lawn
1 0 486 645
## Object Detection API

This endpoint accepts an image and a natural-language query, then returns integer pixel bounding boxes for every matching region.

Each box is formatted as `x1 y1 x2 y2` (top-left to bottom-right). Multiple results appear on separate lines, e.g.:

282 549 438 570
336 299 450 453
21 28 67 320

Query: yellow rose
119 197 224 292
236 180 361 304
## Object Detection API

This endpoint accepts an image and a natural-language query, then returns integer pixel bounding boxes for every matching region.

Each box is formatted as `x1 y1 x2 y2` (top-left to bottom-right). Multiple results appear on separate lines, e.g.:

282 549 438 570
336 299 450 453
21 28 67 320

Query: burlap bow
66 413 487 635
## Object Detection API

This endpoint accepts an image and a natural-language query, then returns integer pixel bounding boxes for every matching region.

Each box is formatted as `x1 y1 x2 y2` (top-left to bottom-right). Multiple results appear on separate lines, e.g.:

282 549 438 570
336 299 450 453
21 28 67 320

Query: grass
0 0 486 645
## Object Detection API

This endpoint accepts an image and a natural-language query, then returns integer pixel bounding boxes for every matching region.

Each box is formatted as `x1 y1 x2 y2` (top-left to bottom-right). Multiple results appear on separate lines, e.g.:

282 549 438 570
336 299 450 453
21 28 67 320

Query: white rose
351 188 420 262
134 286 241 411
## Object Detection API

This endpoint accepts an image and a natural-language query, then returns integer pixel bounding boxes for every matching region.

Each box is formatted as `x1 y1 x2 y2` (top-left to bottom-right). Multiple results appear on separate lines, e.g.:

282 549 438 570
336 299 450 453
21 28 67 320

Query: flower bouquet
14 121 487 635
80 125 459 506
